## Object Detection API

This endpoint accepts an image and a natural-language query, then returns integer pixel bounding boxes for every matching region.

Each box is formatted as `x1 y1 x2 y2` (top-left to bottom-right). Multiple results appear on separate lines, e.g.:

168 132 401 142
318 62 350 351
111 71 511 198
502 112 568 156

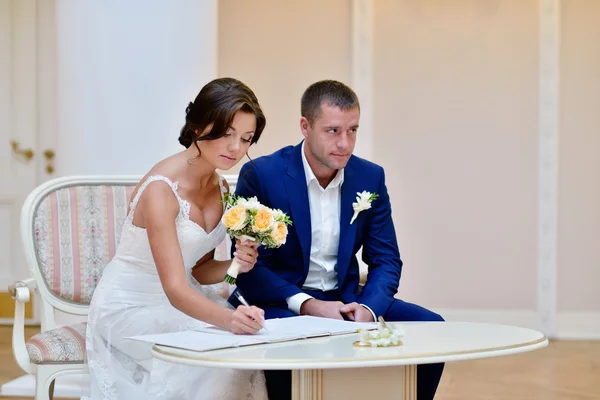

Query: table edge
151 336 548 370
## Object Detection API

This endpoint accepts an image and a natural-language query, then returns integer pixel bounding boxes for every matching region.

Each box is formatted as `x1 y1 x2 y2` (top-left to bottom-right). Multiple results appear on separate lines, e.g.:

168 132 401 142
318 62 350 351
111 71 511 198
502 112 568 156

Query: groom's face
301 103 359 172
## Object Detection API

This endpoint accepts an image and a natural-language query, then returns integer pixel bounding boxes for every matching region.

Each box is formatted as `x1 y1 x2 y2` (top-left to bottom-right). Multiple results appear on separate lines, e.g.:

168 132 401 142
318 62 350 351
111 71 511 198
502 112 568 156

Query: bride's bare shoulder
139 153 185 184
128 153 185 205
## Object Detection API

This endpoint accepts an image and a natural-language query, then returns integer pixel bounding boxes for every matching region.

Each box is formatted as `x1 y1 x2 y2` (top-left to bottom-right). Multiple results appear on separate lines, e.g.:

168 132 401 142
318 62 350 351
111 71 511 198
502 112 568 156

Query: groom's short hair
301 80 360 126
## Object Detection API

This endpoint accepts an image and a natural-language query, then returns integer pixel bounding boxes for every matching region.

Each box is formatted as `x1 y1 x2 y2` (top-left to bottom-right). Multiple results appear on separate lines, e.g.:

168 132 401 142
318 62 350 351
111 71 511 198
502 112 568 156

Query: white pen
234 291 268 332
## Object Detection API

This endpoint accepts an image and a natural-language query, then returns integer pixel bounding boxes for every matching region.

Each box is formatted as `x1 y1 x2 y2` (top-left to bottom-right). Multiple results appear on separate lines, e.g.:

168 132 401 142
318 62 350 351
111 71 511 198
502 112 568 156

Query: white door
0 0 57 322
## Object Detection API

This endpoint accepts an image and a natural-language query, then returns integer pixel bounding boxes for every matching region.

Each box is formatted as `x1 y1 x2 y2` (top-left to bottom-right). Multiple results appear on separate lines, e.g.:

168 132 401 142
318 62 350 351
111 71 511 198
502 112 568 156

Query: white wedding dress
84 175 267 400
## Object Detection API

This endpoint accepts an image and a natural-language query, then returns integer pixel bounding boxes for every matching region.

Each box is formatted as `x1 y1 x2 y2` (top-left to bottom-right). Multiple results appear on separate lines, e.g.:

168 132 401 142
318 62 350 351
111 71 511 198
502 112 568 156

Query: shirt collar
301 141 344 189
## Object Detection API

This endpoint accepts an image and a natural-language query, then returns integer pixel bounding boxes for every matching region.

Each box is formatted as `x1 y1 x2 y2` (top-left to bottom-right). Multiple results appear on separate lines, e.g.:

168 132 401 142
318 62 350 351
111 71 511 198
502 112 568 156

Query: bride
84 78 268 399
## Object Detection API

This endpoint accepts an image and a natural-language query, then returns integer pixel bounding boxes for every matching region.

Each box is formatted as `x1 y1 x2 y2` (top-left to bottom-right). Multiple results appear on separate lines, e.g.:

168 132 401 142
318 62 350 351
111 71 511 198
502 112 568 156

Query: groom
231 80 444 400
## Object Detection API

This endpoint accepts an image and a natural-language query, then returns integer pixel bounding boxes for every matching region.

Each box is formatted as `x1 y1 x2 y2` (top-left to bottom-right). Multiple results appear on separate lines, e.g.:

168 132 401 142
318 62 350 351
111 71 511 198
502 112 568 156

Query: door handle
10 140 34 161
44 149 55 174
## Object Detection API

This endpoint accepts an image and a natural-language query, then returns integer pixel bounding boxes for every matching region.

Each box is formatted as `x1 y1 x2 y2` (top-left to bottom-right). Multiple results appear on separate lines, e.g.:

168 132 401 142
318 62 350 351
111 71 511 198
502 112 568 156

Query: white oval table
152 322 548 400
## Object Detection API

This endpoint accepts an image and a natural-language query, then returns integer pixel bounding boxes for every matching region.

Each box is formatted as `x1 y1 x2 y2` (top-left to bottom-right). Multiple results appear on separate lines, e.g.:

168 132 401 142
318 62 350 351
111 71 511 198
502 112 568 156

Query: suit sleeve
233 163 303 304
356 167 403 317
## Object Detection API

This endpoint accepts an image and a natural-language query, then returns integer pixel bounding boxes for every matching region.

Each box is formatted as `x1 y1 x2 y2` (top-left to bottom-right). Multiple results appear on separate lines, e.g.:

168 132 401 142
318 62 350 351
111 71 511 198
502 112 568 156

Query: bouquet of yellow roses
221 194 292 285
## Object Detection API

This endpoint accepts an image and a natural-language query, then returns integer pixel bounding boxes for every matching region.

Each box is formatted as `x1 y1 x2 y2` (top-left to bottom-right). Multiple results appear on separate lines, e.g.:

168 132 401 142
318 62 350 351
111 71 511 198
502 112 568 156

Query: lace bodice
113 175 227 275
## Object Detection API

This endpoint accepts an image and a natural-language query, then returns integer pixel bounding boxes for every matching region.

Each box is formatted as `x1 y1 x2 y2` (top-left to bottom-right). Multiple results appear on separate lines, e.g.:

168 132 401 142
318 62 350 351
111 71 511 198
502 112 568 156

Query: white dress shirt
286 143 376 321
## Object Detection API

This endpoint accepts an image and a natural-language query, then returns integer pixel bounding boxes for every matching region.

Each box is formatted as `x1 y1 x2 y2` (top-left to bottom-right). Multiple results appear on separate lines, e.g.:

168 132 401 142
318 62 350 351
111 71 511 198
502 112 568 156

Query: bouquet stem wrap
224 235 255 285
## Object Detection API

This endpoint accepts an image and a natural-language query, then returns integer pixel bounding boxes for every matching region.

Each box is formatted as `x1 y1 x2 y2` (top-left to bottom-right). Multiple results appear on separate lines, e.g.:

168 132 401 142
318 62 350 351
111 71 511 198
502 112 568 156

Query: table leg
292 365 417 400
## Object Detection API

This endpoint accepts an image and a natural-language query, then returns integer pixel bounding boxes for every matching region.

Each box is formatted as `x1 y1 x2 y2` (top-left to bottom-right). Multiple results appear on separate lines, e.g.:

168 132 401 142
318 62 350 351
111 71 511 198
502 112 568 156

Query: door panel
0 0 42 322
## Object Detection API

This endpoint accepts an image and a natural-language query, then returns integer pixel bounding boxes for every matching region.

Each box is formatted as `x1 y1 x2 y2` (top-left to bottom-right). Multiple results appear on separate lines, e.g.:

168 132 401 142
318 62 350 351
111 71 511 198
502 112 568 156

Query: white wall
0 0 219 326
54 0 218 176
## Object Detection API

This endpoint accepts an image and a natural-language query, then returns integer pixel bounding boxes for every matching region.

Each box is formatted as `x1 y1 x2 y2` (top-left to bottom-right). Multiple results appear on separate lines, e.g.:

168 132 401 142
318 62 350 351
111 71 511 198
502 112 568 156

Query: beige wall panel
558 0 600 312
373 0 538 309
218 0 352 173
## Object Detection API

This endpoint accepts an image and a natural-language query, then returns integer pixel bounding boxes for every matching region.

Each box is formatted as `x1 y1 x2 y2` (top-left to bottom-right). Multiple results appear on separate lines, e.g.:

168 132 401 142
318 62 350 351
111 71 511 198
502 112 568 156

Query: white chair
10 174 237 400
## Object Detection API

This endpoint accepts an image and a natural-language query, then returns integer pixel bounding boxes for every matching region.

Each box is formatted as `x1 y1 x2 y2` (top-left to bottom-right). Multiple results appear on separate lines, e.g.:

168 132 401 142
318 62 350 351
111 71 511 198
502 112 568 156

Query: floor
1 326 598 399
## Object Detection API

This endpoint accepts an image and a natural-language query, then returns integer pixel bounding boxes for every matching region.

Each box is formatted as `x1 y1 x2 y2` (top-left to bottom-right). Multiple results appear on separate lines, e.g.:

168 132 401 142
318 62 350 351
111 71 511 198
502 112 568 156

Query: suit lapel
285 143 311 275
337 159 358 286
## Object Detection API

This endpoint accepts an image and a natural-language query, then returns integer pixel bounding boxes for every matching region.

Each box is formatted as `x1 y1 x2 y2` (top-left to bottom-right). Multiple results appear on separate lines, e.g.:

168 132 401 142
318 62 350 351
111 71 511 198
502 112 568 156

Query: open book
127 316 376 352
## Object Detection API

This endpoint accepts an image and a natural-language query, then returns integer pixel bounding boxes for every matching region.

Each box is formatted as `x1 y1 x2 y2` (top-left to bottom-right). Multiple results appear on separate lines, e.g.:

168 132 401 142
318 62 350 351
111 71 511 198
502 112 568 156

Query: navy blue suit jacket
234 142 403 318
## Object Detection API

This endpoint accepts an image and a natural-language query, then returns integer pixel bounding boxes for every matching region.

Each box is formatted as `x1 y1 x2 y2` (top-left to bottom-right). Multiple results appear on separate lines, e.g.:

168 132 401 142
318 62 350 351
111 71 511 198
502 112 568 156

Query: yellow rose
252 207 274 233
270 221 288 245
222 205 247 231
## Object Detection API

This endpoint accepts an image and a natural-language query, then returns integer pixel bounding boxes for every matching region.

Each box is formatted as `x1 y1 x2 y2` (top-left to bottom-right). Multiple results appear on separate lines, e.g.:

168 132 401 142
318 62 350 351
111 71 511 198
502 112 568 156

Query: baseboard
432 308 600 340
556 311 600 340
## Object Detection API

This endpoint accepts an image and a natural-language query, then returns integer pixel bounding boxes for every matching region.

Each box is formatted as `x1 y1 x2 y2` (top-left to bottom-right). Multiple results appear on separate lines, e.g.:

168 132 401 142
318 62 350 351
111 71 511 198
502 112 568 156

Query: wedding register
127 316 376 352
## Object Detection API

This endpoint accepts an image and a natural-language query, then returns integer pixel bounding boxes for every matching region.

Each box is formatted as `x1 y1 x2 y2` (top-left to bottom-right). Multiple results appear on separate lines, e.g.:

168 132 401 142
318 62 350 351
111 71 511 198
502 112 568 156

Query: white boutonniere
350 191 379 224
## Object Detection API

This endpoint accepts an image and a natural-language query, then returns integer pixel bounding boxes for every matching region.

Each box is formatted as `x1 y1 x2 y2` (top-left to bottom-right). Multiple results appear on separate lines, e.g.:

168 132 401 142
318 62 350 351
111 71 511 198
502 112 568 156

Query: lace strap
128 175 187 218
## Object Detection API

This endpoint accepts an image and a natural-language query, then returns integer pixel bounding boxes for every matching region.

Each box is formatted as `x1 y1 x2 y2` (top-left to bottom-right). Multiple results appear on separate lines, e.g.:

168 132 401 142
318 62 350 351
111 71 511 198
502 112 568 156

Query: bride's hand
233 239 260 273
230 305 265 334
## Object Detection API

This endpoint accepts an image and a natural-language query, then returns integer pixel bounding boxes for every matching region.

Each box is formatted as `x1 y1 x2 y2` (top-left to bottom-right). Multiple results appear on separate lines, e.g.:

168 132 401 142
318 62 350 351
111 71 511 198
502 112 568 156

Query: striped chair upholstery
32 185 135 304
26 322 87 364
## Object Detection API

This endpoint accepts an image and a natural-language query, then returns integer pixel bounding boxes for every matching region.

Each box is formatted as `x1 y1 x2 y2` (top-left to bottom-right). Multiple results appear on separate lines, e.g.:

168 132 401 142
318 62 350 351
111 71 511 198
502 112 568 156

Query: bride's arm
191 252 228 285
191 241 259 285
140 182 263 333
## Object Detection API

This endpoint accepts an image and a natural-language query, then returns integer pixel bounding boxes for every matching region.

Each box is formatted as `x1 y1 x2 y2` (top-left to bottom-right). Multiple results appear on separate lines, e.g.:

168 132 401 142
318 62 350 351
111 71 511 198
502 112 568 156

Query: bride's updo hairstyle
179 78 266 155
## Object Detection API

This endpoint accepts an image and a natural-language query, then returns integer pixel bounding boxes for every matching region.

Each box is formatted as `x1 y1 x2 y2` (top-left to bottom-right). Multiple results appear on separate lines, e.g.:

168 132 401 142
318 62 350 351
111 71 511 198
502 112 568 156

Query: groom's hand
340 302 375 322
300 299 344 320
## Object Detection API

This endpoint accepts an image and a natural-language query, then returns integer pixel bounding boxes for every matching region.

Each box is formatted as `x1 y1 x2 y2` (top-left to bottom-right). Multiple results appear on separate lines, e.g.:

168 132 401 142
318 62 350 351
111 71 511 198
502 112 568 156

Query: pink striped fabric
32 184 135 304
69 188 81 302
105 186 116 260
48 192 60 296
26 322 87 364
